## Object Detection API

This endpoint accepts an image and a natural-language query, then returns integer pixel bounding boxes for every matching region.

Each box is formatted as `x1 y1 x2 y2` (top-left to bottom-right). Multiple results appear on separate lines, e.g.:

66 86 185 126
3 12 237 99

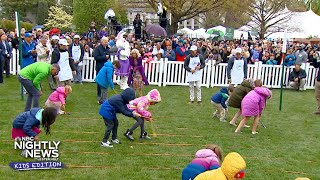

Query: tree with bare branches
247 0 305 39
146 0 224 34
202 0 254 29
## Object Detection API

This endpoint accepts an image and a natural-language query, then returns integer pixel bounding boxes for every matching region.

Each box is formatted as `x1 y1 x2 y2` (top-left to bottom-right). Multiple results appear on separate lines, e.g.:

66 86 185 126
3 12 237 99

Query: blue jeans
73 64 83 83
18 75 40 112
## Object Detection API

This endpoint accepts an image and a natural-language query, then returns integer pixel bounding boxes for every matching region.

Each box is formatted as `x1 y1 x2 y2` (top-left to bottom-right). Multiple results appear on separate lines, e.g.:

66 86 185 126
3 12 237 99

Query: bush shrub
0 19 34 32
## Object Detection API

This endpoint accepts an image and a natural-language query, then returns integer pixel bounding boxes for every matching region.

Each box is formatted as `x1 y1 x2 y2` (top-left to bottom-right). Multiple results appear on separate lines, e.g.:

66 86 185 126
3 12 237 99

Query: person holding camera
36 37 50 63
22 33 37 69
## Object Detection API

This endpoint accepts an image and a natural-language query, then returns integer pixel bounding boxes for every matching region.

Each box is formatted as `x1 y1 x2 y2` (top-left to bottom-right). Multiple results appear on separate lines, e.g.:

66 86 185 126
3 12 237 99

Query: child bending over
211 85 234 122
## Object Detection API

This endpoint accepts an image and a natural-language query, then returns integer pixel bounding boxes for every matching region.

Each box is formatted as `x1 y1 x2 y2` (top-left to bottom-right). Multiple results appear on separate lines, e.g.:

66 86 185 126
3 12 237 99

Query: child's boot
124 129 134 141
139 132 151 142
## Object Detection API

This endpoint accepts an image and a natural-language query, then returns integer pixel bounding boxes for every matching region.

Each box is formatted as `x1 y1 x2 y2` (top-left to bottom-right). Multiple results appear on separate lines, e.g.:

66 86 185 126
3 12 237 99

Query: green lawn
0 76 319 180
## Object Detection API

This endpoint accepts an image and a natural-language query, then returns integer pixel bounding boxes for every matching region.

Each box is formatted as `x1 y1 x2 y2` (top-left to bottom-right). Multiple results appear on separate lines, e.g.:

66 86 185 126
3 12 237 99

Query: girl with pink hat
124 89 161 142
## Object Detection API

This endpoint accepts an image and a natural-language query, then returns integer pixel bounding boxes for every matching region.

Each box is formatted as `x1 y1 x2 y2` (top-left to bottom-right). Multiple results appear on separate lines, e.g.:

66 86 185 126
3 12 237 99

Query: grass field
0 76 319 180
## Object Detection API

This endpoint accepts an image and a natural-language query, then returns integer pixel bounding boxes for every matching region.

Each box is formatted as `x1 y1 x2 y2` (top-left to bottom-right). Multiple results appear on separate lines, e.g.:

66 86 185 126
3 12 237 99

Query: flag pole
15 11 23 100
279 29 287 111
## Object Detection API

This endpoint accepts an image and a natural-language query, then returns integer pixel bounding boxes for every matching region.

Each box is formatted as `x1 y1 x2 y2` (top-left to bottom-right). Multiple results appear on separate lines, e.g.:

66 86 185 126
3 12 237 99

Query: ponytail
42 107 58 135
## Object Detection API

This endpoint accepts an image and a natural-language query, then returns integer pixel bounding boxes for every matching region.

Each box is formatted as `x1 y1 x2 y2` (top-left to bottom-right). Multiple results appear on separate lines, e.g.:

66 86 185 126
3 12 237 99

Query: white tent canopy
207 25 226 33
190 28 211 39
234 30 249 39
177 27 193 36
243 9 320 39
208 25 249 39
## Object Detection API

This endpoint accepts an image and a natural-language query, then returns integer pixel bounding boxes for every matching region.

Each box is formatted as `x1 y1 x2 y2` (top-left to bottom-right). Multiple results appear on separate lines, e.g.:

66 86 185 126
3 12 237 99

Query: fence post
304 63 310 90
253 62 258 80
158 59 164 87
162 58 167 87
206 60 211 88
257 61 262 80
210 60 216 88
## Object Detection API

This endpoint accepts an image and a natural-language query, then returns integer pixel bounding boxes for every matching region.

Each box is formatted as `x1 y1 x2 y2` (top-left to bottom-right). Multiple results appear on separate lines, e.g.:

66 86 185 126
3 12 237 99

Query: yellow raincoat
194 152 246 180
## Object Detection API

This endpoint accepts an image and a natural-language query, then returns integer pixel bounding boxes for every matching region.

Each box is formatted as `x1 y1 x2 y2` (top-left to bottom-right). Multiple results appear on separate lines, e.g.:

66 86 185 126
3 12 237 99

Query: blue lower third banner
10 161 64 170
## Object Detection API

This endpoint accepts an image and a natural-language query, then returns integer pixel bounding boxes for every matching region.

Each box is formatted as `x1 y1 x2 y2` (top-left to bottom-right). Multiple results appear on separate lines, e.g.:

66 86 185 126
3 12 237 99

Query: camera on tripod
104 8 121 34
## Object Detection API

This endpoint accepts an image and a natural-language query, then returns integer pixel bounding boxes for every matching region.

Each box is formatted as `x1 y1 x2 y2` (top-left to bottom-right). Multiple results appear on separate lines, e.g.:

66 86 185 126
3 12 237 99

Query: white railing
10 49 319 89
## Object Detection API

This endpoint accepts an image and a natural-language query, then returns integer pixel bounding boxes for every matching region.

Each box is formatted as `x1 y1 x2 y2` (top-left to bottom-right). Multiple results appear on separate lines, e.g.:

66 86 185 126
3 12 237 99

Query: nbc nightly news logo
10 137 64 171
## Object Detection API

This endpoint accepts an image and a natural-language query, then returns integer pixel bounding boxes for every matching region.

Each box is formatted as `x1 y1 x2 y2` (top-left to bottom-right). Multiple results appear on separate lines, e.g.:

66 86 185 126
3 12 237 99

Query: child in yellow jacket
194 152 246 180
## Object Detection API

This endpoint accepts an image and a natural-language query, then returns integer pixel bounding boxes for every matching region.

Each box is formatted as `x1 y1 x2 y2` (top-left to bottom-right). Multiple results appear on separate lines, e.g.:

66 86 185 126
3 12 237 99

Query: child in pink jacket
182 144 223 180
45 85 72 115
124 89 161 142
235 87 272 134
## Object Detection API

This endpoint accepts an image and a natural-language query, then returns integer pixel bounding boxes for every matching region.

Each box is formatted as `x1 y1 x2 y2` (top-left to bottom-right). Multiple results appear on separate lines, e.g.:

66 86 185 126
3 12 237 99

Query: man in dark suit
93 37 110 102
0 34 13 83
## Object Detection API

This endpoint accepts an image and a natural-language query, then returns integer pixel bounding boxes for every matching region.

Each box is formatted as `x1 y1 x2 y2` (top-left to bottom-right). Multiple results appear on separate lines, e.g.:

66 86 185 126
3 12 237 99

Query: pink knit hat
146 89 161 102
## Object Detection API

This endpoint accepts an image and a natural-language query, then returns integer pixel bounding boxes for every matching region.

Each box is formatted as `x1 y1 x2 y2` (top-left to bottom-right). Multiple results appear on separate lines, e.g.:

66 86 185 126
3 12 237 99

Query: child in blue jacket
95 60 121 104
12 107 58 156
284 53 296 66
266 54 278 65
99 88 138 147
211 85 234 122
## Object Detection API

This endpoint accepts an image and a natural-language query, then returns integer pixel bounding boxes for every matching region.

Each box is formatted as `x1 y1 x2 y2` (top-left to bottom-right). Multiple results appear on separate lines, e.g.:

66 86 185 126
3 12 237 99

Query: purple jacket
99 31 108 39
127 56 149 85
241 87 272 117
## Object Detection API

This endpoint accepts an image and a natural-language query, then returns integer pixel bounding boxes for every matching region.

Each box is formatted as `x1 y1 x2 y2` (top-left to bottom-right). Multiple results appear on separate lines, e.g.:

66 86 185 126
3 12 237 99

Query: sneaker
219 118 227 122
111 139 121 144
140 132 151 142
124 130 134 141
244 125 250 128
58 110 65 115
252 131 259 135
197 101 202 105
188 101 194 105
101 141 113 147
229 122 237 126
98 100 104 105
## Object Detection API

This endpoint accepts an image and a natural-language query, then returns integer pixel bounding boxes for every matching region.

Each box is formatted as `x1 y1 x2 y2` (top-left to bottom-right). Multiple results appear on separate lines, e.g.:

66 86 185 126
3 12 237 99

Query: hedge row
0 19 34 32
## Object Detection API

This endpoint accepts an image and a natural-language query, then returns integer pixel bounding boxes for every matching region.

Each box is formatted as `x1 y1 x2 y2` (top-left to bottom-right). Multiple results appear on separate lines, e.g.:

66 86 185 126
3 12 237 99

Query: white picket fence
10 49 319 89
